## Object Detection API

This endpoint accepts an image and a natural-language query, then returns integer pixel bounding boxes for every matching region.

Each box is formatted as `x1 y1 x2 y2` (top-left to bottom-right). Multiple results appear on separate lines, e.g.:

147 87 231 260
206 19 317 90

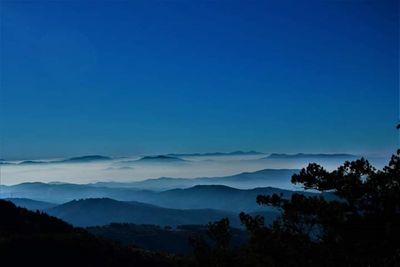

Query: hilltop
0 200 176 267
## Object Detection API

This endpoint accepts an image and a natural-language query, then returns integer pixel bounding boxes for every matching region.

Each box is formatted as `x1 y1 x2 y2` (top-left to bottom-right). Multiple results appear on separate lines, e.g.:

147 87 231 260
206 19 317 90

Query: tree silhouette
189 218 237 267
193 151 400 266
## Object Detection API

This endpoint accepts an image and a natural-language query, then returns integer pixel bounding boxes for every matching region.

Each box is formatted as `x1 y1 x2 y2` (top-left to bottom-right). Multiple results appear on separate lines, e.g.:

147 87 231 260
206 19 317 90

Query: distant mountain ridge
1 182 310 213
1 155 113 165
6 196 278 227
265 153 357 159
151 185 316 212
136 155 186 162
1 181 318 213
19 160 48 165
102 168 299 191
5 198 57 210
1 152 360 165
46 197 243 227
167 150 264 157
2 150 264 165
60 155 112 163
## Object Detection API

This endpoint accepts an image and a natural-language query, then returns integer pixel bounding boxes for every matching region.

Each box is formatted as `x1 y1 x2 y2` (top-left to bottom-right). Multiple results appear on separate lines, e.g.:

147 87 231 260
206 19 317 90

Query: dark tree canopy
192 151 400 267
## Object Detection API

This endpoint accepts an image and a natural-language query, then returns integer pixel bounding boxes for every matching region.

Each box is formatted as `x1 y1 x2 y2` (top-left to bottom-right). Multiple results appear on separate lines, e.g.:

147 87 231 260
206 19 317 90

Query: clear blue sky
0 0 398 159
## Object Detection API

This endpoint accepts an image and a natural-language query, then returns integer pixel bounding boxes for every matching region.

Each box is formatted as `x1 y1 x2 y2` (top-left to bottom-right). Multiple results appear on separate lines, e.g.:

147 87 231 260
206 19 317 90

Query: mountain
143 185 335 213
60 155 112 163
0 160 15 165
18 160 48 165
146 185 296 212
5 198 56 210
10 155 112 165
46 198 242 227
167 150 264 157
136 155 186 162
1 182 296 212
1 180 311 213
265 153 357 159
0 200 176 267
0 182 152 203
94 168 299 191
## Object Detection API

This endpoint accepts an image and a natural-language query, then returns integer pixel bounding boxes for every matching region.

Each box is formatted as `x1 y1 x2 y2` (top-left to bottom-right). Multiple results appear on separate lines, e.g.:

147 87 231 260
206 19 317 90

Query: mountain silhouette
265 153 357 159
0 200 175 267
136 155 187 162
167 150 264 157
46 198 241 227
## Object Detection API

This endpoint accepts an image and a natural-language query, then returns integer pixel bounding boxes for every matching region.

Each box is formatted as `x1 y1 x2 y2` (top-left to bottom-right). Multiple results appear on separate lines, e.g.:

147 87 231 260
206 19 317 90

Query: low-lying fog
1 154 389 186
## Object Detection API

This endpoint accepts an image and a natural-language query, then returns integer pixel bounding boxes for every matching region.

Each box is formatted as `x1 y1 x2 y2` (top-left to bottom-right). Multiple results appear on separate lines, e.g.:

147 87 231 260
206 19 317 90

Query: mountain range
46 198 245 227
3 198 56 210
1 182 301 212
5 196 278 228
135 155 187 163
167 150 264 157
0 152 359 166
1 155 113 165
59 155 112 163
93 168 299 191
264 153 357 159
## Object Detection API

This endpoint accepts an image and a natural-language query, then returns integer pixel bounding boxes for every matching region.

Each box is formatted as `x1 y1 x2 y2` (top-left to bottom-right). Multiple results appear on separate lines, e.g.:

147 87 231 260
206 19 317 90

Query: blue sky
0 0 398 159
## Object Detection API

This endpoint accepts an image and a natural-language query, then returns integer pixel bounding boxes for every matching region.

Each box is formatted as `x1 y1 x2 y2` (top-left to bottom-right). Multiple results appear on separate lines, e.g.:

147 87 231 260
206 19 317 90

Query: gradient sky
0 0 398 160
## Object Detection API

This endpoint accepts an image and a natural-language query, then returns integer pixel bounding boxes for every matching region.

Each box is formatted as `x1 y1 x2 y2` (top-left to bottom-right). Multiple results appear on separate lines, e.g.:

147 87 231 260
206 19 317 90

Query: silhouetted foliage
192 151 400 266
190 218 238 267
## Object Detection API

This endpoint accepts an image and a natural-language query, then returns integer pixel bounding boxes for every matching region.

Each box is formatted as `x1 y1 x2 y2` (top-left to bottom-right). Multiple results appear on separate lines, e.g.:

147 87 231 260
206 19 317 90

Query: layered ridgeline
0 200 176 267
166 151 264 157
1 151 263 165
0 152 359 166
3 186 286 228
94 169 299 190
263 153 357 159
3 181 333 229
1 155 113 165
0 199 247 257
1 167 335 229
135 155 187 162
46 198 244 227
3 197 56 210
1 183 307 212
0 168 301 202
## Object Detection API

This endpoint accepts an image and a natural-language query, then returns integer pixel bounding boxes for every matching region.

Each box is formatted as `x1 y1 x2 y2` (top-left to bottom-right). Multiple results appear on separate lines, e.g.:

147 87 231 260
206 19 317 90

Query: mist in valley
1 153 388 188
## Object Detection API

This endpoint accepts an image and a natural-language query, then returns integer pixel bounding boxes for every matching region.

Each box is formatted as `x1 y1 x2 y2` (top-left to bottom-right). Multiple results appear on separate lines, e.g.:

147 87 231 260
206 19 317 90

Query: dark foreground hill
0 200 177 267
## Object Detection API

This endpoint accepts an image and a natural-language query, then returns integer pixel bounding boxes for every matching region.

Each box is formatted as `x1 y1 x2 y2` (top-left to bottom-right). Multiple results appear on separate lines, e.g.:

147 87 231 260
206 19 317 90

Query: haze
0 153 388 186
